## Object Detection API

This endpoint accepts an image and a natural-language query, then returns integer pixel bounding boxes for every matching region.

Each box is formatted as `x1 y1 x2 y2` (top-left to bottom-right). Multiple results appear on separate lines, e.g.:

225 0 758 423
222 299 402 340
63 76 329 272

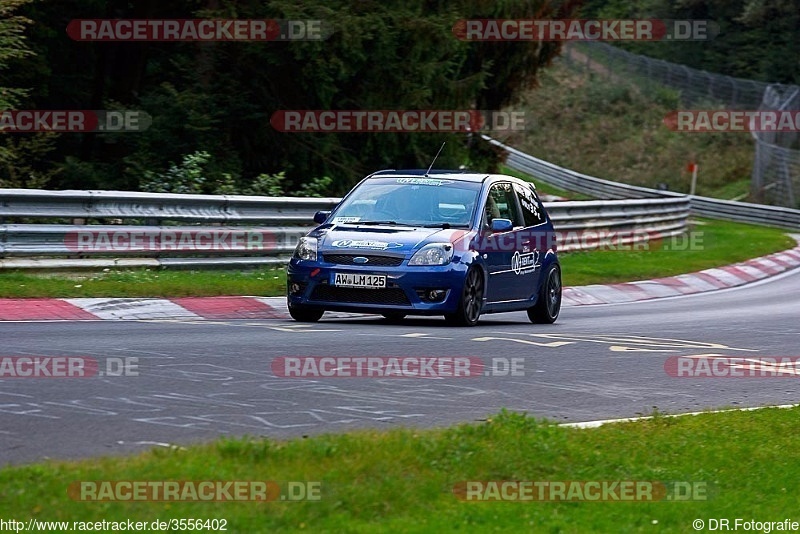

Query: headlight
409 243 454 266
293 237 318 261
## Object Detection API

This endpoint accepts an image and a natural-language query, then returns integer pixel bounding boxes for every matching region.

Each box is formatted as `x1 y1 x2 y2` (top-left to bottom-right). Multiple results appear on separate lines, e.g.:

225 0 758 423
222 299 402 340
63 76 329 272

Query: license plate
333 272 386 288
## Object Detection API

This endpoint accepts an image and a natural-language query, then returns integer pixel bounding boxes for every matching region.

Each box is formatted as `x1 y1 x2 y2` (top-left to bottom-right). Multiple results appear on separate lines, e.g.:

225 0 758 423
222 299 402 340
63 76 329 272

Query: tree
580 0 800 84
0 0 33 111
0 0 55 189
1 0 579 193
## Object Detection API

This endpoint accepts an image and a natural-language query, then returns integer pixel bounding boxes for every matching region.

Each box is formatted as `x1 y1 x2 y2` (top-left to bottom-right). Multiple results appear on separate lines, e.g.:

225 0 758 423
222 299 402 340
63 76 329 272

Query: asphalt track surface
2 267 798 466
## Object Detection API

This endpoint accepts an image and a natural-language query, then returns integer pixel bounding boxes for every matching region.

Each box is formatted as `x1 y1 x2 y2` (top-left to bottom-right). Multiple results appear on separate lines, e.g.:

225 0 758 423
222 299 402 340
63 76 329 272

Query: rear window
514 183 546 227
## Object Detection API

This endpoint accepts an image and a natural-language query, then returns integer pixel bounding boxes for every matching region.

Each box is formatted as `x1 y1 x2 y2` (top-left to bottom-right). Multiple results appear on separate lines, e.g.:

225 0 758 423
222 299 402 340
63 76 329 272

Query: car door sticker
511 250 540 275
331 239 404 250
332 216 361 224
395 178 453 186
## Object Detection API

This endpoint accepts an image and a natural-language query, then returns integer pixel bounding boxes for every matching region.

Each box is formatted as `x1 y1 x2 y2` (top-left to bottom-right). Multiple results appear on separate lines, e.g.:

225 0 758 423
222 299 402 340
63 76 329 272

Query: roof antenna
424 141 446 177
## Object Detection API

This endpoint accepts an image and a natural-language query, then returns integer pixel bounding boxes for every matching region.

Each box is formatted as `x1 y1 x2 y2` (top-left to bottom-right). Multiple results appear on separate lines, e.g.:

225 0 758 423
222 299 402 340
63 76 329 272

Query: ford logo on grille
352 256 369 264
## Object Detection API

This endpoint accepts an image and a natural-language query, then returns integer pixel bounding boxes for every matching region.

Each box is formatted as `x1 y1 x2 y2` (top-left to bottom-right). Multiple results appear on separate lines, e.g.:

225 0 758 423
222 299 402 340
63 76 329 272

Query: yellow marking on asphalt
609 345 672 352
472 337 573 347
681 354 732 359
136 319 231 326
619 335 758 351
355 332 454 340
524 333 757 352
133 318 343 332
478 333 759 353
267 326 343 333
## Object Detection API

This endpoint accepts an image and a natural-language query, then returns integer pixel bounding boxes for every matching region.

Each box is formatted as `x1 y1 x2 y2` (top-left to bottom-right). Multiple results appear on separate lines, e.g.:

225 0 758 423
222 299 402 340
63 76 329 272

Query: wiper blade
421 223 470 228
357 220 400 226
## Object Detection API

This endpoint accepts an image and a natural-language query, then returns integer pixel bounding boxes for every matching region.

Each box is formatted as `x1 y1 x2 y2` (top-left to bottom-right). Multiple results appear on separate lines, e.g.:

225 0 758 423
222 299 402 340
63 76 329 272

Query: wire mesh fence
559 41 800 208
752 85 800 206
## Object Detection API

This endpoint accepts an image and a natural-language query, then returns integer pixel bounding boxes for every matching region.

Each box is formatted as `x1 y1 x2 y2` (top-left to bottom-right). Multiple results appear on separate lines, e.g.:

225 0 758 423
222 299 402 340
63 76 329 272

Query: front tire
444 267 484 326
288 303 324 322
527 264 561 324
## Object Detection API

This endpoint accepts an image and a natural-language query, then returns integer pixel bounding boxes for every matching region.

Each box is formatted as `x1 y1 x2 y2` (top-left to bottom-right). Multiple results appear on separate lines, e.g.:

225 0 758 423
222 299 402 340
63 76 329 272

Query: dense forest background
1 0 797 195
581 0 800 85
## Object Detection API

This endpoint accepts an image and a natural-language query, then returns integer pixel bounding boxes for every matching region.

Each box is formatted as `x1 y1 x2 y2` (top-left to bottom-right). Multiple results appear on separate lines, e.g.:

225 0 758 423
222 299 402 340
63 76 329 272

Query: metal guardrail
5 132 793 269
689 196 800 230
0 190 340 269
0 188 341 224
486 136 800 231
0 224 304 257
0 187 689 269
547 197 689 252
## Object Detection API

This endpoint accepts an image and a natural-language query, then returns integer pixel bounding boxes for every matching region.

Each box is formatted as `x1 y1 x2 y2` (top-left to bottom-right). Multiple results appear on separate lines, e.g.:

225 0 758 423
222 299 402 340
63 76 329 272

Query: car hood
312 225 467 255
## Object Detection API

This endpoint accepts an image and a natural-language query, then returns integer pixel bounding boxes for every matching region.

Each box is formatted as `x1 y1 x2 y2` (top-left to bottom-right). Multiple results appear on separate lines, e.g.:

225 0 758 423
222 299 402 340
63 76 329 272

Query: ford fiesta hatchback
286 169 561 326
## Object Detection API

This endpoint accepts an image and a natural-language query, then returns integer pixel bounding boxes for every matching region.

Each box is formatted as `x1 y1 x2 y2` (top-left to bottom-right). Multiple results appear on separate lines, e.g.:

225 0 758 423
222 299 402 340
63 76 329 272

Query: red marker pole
688 162 699 195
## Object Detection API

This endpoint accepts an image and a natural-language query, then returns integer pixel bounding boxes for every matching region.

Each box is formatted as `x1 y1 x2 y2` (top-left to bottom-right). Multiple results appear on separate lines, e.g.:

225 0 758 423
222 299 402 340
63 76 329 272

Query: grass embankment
510 58 755 201
0 219 793 298
501 165 590 200
2 408 799 532
559 218 795 287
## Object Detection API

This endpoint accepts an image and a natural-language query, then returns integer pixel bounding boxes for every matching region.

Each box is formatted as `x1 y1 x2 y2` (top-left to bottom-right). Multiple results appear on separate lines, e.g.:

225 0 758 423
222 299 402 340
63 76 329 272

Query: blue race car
286 169 561 326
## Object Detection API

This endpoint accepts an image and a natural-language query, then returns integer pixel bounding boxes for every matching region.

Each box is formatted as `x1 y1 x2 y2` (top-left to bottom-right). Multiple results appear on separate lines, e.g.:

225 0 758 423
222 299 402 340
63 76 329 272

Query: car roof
367 169 528 185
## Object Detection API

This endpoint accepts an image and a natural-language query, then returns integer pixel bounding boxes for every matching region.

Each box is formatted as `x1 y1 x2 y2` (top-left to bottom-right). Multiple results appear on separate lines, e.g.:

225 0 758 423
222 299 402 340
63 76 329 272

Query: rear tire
288 303 324 322
527 264 561 324
444 267 484 326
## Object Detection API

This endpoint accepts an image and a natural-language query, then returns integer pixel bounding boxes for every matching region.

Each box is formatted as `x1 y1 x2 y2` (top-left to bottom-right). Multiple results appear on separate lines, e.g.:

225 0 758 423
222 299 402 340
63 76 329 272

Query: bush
140 151 209 194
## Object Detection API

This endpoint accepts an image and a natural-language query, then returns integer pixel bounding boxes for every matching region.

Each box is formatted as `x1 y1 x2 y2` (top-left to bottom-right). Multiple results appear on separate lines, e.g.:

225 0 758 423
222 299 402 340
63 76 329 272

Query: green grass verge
0 219 793 298
2 407 798 532
560 218 795 287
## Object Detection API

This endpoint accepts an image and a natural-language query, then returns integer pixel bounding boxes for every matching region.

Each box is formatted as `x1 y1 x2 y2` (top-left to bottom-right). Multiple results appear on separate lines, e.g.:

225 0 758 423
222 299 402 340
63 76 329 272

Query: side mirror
313 211 331 224
490 218 513 233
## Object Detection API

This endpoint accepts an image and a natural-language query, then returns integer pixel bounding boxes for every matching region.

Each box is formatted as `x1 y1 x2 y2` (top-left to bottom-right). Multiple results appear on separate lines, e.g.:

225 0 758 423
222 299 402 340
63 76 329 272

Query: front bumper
286 256 469 315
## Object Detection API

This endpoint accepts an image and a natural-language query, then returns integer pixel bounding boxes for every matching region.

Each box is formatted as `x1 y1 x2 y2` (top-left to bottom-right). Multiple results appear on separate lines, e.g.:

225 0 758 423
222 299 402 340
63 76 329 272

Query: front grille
323 254 404 267
310 285 411 306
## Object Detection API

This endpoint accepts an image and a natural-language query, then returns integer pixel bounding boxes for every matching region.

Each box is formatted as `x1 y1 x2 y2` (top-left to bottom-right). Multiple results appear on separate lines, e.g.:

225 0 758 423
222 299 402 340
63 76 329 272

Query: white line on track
561 403 800 429
566 264 800 308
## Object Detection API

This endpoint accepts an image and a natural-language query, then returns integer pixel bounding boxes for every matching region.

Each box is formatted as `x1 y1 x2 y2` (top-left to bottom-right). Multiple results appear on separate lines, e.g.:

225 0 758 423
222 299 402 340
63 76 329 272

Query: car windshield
330 176 481 227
